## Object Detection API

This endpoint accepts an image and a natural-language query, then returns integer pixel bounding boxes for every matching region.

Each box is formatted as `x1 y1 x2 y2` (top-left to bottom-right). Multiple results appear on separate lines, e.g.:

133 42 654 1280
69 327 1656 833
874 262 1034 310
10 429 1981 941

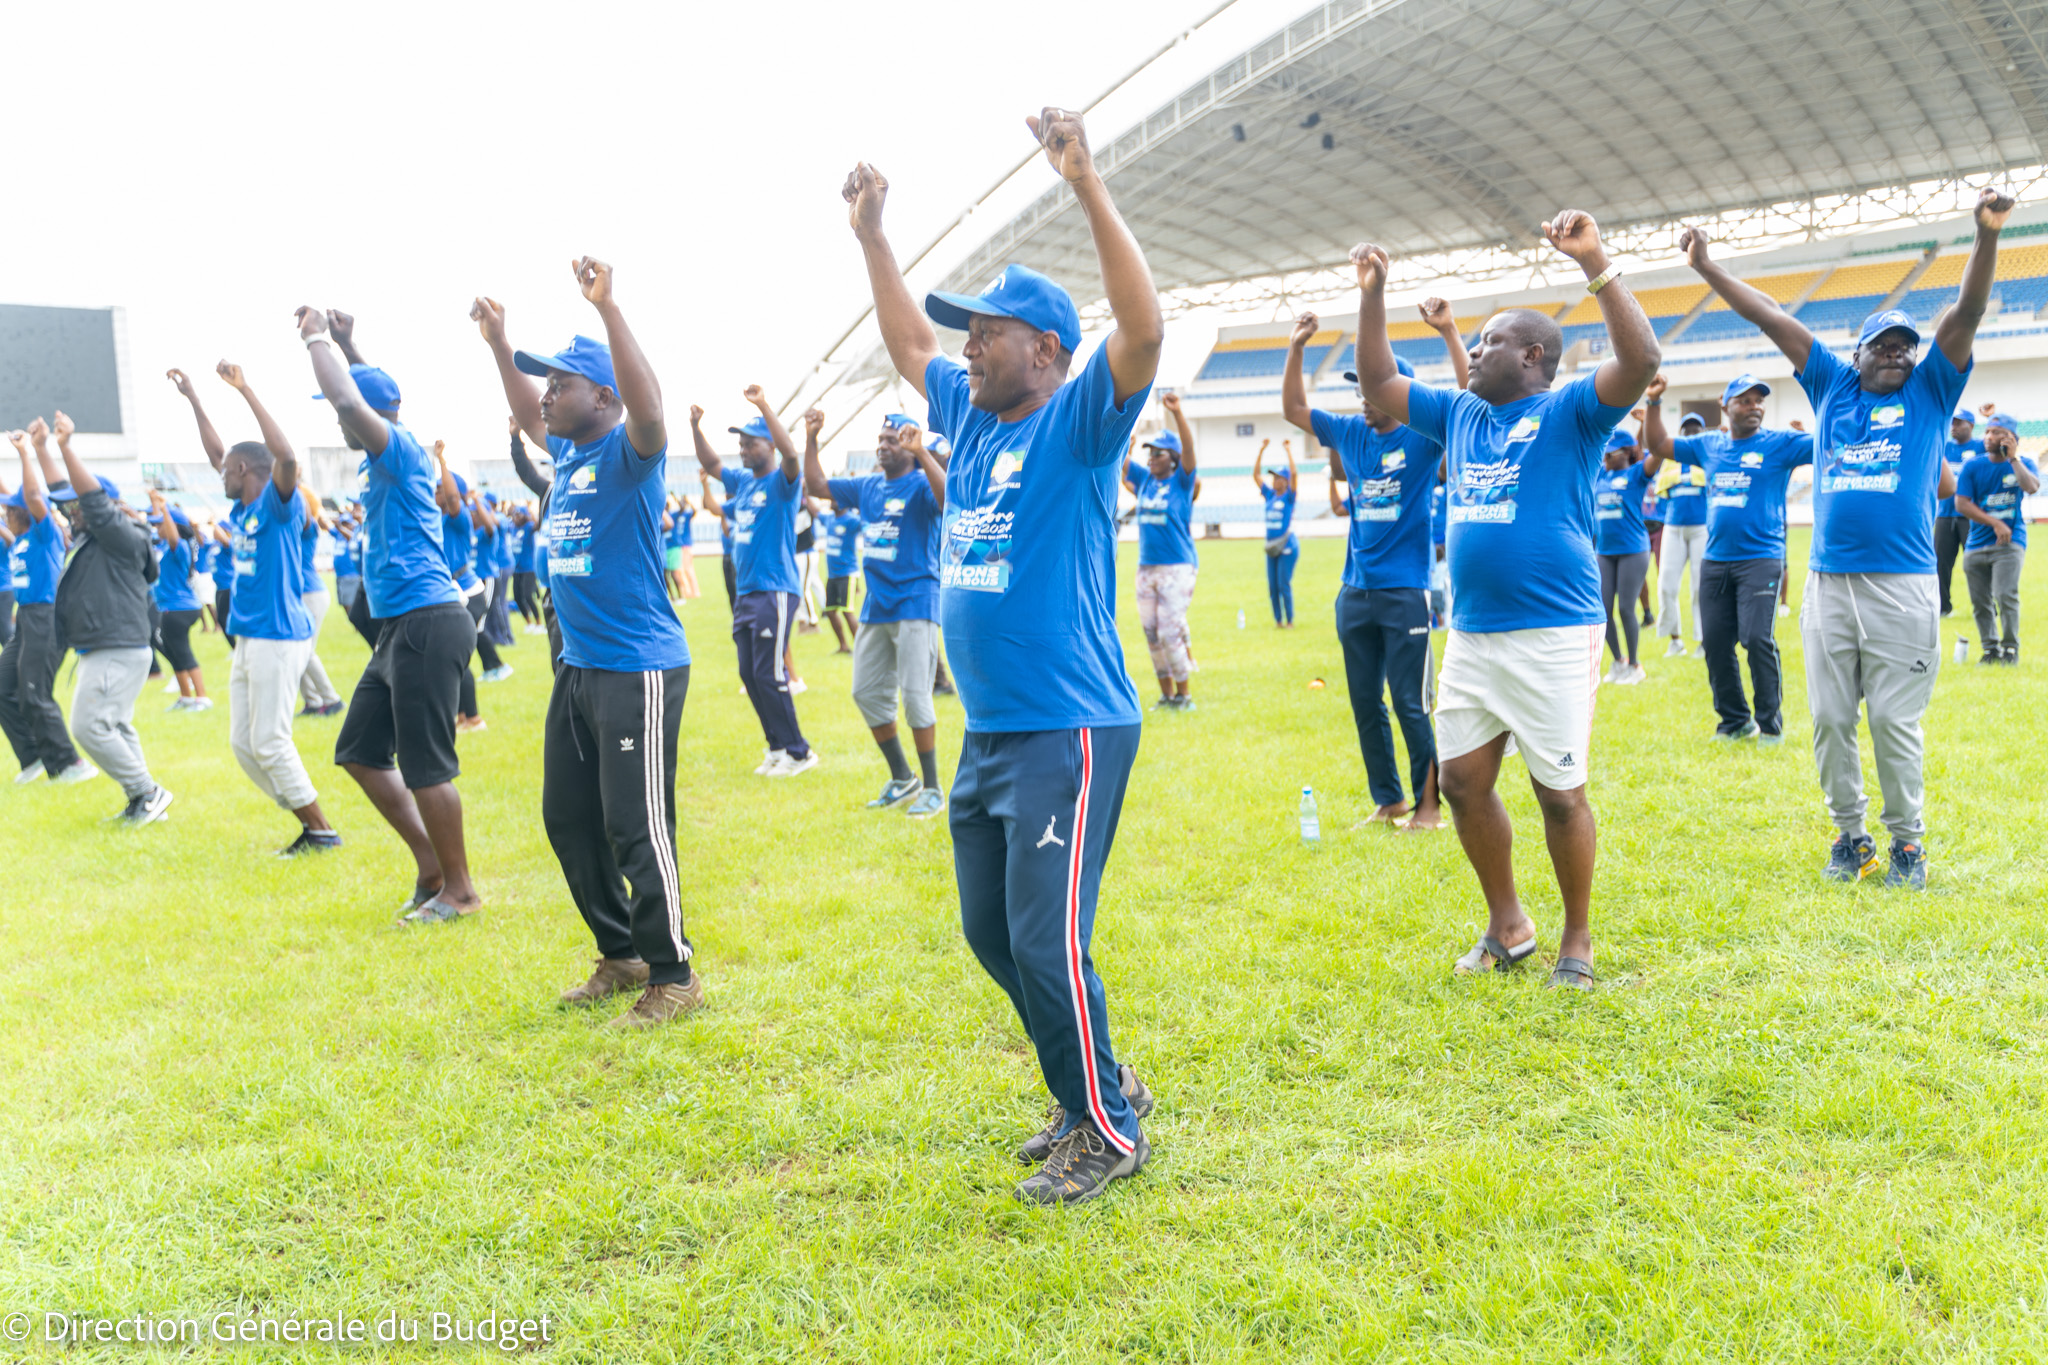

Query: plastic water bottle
1954 636 1969 664
1298 786 1321 846
1237 609 1246 629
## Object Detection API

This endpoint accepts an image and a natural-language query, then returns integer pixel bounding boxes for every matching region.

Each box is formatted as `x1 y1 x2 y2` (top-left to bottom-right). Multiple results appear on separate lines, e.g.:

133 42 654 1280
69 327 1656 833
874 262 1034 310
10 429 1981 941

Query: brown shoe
559 957 650 1006
606 977 705 1029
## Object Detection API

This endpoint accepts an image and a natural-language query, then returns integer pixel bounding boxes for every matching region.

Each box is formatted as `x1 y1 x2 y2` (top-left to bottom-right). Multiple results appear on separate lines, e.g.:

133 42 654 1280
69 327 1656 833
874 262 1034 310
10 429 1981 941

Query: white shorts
1435 624 1602 790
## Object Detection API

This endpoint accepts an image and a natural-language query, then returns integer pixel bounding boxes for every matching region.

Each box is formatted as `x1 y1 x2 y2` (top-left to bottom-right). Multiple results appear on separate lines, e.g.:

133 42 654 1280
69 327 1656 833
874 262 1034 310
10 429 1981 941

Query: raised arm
326 310 368 367
1420 297 1470 390
218 362 299 499
28 418 63 493
299 307 391 455
843 163 941 396
1638 375 1671 478
688 405 723 478
1161 391 1194 475
430 441 461 516
1029 108 1161 404
1327 465 1345 516
903 424 946 510
1283 438 1297 488
1251 438 1268 494
167 368 227 469
1680 228 1813 374
698 470 723 519
1935 187 2017 371
11 430 47 522
471 298 547 450
52 411 100 497
1349 244 1411 426
508 417 552 497
574 257 664 457
1542 212 1658 408
470 496 498 533
1280 311 1320 435
800 408 830 499
746 385 800 481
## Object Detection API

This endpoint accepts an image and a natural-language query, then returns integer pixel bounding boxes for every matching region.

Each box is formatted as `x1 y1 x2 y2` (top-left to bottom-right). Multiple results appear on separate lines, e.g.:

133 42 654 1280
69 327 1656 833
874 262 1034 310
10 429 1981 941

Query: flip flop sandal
1454 934 1537 975
395 882 440 916
1547 956 1596 991
400 898 474 927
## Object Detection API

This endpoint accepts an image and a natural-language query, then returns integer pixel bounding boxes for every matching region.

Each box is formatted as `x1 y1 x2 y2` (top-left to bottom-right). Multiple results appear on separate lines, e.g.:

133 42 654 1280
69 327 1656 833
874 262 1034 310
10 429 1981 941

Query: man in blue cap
842 106 1164 1205
302 306 479 923
1283 297 1467 829
1658 410 1711 656
804 408 947 816
1347 210 1662 992
0 422 91 785
1642 371 1811 741
1936 407 1983 617
1955 411 2038 663
1679 184 2017 888
471 261 698 1025
1122 391 1198 709
690 387 817 779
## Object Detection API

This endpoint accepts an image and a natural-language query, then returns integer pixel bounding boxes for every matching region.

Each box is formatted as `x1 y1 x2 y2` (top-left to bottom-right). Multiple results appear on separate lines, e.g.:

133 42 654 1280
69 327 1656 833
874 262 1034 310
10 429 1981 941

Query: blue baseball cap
48 480 77 504
1143 430 1182 455
1856 309 1920 349
93 476 121 503
167 506 191 527
2 491 24 509
512 335 616 392
452 472 469 497
1605 430 1637 451
1342 355 1416 383
313 363 402 411
925 263 1082 354
882 413 920 430
729 416 773 442
1953 406 1976 424
1678 411 1707 428
1721 373 1770 405
1986 412 2020 433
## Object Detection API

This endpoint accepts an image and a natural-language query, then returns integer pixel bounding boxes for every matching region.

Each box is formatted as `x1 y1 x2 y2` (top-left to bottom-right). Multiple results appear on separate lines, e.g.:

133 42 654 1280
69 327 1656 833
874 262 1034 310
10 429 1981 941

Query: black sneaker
1980 650 2002 666
125 785 174 827
1824 833 1878 883
278 828 343 857
106 792 149 824
1014 1117 1149 1206
1017 1064 1156 1163
1884 839 1928 889
2002 642 2019 665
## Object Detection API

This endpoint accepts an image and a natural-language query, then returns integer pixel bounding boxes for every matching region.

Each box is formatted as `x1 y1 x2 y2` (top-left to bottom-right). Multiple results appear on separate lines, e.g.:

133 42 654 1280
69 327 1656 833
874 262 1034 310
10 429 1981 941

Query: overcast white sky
4 0 1312 475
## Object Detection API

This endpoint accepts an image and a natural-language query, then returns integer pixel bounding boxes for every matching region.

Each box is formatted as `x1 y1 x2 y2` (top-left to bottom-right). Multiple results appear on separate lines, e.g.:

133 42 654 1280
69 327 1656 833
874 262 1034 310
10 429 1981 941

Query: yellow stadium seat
1809 259 1916 300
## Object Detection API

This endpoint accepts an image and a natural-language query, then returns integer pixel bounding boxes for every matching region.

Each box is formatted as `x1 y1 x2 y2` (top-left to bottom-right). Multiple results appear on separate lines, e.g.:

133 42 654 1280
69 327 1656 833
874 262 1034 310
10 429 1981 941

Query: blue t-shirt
1938 437 1983 518
1957 454 2038 550
294 514 323 595
824 510 863 578
1262 485 1297 543
1798 343 1970 575
925 345 1146 732
1126 463 1197 566
440 507 479 591
1662 463 1707 527
1311 410 1440 593
330 526 357 579
1593 461 1652 557
0 536 13 594
719 464 802 596
359 422 460 618
227 484 313 641
1430 482 1447 548
17 517 64 605
826 469 942 625
208 538 236 590
541 426 690 672
475 524 500 580
512 523 536 574
152 538 202 612
663 512 692 553
1408 374 1629 632
1670 429 1814 562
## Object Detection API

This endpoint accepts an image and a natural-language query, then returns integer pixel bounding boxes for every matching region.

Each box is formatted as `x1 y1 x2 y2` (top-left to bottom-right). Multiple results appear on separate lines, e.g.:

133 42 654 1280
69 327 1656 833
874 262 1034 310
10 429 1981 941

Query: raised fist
743 384 767 409
326 309 355 342
52 411 75 441
1541 211 1604 268
843 162 888 235
1418 297 1455 330
166 368 196 398
1645 373 1668 400
432 439 447 462
1160 391 1182 414
27 417 49 441
471 297 508 347
1678 227 1712 270
1976 185 2016 232
689 404 705 425
215 360 247 391
1026 107 1094 184
294 305 329 340
572 256 613 306
1290 311 1320 346
802 408 824 437
1348 243 1389 292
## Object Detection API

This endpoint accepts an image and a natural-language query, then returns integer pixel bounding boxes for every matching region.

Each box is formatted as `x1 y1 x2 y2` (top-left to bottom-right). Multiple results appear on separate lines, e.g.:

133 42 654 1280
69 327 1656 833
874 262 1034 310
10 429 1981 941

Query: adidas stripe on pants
541 663 693 983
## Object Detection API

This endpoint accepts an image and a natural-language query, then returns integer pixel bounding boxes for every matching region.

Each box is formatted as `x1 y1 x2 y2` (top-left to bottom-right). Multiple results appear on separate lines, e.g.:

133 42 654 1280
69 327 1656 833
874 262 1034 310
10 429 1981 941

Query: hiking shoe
867 775 922 809
13 760 45 785
278 827 342 857
50 760 99 785
606 977 705 1028
1824 833 1879 883
559 957 651 1006
1018 1064 1156 1163
1015 1117 1150 1206
1884 839 1928 889
126 785 174 828
906 787 946 819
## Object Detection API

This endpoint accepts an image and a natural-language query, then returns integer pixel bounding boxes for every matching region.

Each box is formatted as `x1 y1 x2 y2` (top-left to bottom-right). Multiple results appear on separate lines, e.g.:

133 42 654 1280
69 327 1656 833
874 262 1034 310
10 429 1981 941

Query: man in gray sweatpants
1681 183 2017 889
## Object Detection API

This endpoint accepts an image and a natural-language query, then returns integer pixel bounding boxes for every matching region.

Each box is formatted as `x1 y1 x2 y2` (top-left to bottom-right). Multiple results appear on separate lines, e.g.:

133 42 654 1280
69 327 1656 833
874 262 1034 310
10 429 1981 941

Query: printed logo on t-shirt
1506 416 1541 444
1821 439 1902 494
565 464 598 493
1136 482 1171 526
1595 473 1630 521
1449 458 1520 525
1350 477 1403 523
1710 470 1752 509
989 449 1028 492
941 505 1013 593
544 508 594 577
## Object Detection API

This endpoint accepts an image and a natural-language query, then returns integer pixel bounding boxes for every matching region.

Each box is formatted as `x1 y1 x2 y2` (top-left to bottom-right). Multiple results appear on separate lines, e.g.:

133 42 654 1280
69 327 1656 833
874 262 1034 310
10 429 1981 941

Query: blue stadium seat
1196 345 1329 381
1996 276 2048 317
1558 322 1609 352
1793 293 1885 334
1647 313 1690 339
1677 310 1762 343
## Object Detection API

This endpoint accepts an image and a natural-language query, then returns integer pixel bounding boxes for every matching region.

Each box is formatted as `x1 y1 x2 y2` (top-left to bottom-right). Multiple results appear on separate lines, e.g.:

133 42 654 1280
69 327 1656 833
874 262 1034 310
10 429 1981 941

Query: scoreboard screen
0 304 123 434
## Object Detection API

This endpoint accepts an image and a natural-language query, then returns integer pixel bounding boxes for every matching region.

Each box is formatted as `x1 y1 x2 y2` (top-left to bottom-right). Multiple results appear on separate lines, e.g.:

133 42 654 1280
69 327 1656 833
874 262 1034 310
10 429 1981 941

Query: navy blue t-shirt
826 469 942 625
152 538 202 612
1670 428 1813 562
1408 374 1629 632
17 516 64 605
1957 454 2038 550
359 422 460 618
925 345 1146 732
1311 409 1440 593
1938 437 1983 519
542 426 690 671
719 464 802 596
227 484 313 641
1262 485 1297 544
1126 463 1197 566
1798 343 1971 575
1593 462 1652 557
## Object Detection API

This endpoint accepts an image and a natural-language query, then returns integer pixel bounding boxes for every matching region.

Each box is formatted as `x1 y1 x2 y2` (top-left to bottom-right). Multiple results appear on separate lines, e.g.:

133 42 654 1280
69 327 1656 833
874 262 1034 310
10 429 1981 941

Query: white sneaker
755 749 786 776
51 760 99 785
188 696 214 711
13 760 45 785
1777 604 1790 618
481 664 514 683
1602 663 1624 685
1617 663 1646 686
768 750 820 778
790 678 809 695
1664 637 1687 658
1689 645 1707 659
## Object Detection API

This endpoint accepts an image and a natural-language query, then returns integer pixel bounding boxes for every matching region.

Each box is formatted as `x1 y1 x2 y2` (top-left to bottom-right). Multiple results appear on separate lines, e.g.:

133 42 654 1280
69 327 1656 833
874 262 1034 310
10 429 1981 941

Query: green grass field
4 531 2046 1363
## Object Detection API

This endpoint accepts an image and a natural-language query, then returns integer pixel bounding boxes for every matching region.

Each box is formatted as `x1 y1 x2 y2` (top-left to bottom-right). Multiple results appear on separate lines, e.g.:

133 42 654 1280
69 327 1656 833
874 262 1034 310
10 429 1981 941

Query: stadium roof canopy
796 0 2048 427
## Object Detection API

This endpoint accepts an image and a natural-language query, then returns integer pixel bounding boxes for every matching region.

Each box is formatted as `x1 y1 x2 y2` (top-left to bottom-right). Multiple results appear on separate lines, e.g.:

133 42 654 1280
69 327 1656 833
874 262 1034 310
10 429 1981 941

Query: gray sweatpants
71 646 156 799
297 589 344 709
851 617 939 729
1962 544 2024 650
1800 572 1939 844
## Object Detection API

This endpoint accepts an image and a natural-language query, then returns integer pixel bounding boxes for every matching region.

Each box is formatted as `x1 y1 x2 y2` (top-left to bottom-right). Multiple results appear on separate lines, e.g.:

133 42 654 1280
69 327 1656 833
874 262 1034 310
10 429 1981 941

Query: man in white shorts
1345 210 1659 989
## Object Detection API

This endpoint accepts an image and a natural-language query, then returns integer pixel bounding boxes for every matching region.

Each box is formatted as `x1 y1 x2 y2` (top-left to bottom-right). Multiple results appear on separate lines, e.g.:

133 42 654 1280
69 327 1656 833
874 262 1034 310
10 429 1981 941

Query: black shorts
159 608 203 672
825 575 852 611
334 602 474 789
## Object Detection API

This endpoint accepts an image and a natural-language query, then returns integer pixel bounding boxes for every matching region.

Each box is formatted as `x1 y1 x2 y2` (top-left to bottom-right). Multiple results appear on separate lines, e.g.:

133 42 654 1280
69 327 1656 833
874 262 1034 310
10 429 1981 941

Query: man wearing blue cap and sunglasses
1680 184 2017 889
1643 370 1811 742
1955 412 2038 664
472 262 698 1026
1123 392 1198 710
1936 407 1984 617
843 106 1164 1205
0 423 88 785
303 306 479 924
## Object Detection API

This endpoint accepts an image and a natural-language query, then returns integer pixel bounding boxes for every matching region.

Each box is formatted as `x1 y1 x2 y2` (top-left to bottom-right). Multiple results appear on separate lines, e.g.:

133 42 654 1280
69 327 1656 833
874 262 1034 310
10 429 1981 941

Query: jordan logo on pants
1036 816 1064 849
